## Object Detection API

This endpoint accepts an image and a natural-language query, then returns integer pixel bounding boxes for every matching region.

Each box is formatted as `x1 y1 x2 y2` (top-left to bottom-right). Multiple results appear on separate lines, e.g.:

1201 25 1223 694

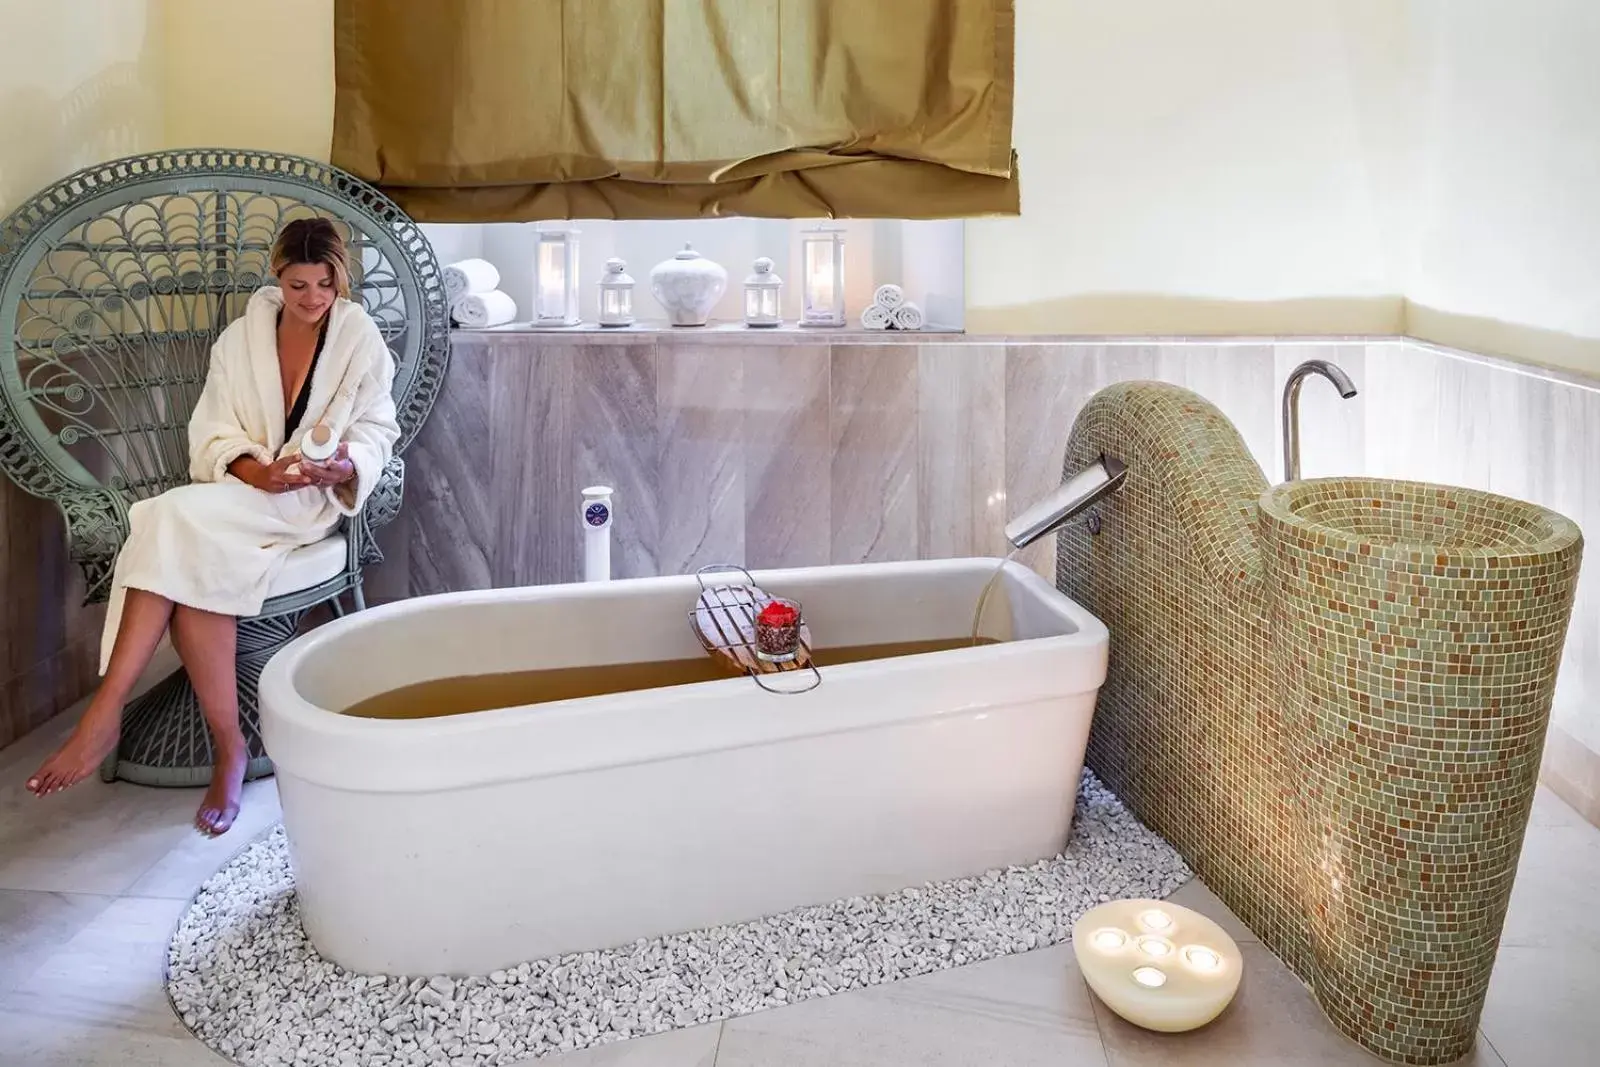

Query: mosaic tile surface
1056 382 1584 1065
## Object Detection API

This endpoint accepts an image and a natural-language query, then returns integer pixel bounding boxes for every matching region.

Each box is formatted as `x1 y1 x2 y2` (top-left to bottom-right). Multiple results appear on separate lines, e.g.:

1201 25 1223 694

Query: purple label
585 502 610 527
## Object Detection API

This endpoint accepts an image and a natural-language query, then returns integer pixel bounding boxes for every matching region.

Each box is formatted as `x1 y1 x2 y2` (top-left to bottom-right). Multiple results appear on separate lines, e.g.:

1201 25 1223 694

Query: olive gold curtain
331 0 1019 222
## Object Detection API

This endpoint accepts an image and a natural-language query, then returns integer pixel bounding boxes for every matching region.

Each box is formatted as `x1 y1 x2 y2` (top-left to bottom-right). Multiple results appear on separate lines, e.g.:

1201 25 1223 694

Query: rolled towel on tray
860 303 893 330
873 283 907 310
452 289 517 329
443 258 501 302
891 302 924 331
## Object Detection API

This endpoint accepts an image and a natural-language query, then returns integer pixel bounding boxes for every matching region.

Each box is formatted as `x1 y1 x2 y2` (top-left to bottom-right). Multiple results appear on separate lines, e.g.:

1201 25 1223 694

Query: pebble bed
168 771 1191 1066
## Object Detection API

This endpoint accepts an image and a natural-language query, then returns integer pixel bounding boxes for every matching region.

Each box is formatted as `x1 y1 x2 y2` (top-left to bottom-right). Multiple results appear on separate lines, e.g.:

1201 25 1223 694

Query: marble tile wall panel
0 479 100 750
829 346 919 564
488 339 579 588
1004 345 1106 578
1430 348 1496 491
917 345 1007 561
744 346 831 569
1362 341 1448 483
382 340 496 599
657 347 744 575
571 343 661 580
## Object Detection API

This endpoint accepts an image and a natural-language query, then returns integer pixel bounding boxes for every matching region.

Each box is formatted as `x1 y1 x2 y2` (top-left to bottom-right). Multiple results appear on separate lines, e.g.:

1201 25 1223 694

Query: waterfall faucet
1281 360 1357 482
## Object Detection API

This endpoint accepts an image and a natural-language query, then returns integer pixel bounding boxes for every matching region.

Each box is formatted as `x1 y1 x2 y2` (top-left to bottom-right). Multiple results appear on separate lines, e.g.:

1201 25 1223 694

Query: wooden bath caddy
688 565 821 693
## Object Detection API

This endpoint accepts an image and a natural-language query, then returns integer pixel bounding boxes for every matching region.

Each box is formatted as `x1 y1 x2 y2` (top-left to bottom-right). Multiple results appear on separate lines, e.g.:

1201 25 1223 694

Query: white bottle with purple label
581 486 613 582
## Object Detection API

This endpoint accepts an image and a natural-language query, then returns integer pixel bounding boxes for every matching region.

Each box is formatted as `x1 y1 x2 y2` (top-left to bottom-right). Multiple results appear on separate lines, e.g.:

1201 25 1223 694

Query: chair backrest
0 148 450 508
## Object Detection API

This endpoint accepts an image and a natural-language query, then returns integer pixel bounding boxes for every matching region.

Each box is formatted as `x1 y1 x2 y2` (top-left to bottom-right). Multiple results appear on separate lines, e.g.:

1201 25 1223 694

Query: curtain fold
332 0 1019 221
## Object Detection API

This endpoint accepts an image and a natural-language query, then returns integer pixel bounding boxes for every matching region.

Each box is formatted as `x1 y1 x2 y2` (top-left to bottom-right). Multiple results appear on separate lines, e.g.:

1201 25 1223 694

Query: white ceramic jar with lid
649 244 727 326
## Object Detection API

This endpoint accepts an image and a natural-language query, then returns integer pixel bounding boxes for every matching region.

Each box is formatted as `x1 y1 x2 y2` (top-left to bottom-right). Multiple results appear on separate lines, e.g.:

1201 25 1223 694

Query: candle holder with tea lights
1070 898 1242 1033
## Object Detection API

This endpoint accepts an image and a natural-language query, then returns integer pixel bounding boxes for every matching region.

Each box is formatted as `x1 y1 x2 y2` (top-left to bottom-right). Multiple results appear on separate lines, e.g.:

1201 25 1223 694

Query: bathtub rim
260 557 1110 794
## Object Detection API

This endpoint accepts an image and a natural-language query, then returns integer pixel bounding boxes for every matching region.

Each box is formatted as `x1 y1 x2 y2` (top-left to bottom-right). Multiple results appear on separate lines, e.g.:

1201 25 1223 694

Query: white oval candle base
1071 898 1242 1033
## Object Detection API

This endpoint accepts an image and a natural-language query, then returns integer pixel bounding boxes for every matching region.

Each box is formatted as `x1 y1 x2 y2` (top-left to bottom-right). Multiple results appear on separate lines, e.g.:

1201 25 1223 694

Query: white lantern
743 257 783 328
800 226 846 327
597 258 635 327
532 224 581 327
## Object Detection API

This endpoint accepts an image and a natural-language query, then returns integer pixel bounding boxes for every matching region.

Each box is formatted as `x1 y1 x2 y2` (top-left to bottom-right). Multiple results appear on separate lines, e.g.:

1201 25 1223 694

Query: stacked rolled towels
445 258 517 329
860 283 924 331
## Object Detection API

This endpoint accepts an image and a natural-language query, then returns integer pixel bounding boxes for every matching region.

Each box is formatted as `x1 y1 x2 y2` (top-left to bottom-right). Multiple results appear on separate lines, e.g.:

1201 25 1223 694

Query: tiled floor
0 708 1596 1066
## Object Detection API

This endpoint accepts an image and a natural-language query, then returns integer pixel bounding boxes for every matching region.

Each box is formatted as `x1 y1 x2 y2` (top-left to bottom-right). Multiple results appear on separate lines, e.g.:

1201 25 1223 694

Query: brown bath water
343 637 997 720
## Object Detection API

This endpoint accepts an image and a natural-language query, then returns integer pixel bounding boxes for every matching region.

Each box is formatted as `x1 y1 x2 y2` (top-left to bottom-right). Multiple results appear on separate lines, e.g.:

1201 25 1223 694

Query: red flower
758 601 798 628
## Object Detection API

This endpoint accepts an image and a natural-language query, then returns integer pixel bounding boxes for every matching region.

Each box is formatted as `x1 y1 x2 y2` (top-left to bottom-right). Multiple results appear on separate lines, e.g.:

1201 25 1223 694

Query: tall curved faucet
1281 360 1358 482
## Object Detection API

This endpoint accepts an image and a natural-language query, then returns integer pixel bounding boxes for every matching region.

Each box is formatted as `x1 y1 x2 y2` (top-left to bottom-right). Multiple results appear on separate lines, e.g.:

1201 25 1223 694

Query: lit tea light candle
1072 898 1242 1033
1139 909 1173 932
1092 928 1128 952
1137 936 1173 957
1132 966 1168 988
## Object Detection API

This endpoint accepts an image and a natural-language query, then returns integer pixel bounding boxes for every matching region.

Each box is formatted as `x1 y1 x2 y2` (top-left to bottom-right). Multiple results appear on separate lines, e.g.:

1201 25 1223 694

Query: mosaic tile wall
1057 383 1584 1064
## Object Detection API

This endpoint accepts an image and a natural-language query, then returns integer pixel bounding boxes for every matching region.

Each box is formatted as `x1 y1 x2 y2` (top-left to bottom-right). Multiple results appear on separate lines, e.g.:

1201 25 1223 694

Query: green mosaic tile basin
1259 476 1582 1064
1057 382 1585 1066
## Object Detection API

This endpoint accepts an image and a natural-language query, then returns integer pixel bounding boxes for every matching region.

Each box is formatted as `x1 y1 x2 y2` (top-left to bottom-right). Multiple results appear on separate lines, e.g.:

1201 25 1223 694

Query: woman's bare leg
169 605 245 835
27 589 174 796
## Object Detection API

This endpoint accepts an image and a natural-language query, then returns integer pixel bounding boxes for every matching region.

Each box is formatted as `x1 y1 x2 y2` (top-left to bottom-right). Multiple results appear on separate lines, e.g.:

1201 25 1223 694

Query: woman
25 218 401 835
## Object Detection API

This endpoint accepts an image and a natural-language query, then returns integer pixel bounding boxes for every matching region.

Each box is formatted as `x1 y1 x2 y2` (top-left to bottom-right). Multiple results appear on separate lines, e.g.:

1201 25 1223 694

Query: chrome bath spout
1005 454 1128 551
1281 360 1357 483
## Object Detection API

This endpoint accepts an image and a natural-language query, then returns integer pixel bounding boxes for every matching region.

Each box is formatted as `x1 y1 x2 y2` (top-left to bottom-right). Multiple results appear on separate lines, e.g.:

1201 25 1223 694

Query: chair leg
353 584 367 612
98 611 305 787
329 595 345 618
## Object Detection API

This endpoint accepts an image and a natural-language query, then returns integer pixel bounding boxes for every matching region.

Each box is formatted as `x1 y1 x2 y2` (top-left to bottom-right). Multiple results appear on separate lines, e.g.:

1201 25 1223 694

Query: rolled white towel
873 283 907 310
452 289 518 329
860 303 893 330
443 258 501 301
891 302 924 331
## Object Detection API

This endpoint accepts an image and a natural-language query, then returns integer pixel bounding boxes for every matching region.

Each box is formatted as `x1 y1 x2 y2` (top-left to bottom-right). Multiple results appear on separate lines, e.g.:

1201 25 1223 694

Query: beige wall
964 0 1411 337
0 0 165 214
1404 0 1600 377
161 0 334 159
0 1 165 749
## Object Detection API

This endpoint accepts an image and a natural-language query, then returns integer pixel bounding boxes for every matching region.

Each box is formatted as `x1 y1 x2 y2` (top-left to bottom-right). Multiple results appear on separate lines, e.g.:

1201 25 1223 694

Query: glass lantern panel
802 235 844 324
601 288 630 318
536 239 567 321
758 288 780 319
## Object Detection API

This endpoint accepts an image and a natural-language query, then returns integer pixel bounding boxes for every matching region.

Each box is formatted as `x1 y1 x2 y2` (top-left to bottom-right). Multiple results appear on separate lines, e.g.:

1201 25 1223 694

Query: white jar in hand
286 424 338 476
649 244 727 327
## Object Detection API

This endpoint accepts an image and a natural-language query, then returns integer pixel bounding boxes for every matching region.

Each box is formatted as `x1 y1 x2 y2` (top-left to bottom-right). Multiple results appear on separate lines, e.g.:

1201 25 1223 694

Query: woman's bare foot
195 740 247 835
26 702 121 796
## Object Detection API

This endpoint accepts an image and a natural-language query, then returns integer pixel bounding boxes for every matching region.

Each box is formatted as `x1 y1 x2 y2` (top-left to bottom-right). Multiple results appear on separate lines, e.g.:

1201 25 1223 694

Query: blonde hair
270 217 352 300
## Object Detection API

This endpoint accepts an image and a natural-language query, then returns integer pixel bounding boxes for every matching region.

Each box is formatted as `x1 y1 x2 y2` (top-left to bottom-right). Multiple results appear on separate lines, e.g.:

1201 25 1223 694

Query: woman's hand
299 443 355 487
243 455 314 494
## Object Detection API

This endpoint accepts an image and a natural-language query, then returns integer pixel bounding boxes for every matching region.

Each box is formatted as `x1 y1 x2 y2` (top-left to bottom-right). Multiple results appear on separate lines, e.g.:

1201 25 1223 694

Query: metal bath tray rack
687 564 822 694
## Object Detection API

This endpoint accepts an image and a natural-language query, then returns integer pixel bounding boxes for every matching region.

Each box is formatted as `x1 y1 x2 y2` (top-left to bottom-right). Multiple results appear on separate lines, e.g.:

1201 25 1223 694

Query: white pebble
167 771 1188 1066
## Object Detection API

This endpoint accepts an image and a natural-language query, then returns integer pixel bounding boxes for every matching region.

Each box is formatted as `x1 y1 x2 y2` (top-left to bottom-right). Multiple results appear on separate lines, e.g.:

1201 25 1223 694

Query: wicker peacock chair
0 148 450 787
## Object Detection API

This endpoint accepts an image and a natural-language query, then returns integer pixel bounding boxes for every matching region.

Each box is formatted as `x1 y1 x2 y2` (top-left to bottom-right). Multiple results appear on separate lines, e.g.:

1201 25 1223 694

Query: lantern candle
597 258 635 327
800 226 846 327
744 257 783 327
532 224 581 327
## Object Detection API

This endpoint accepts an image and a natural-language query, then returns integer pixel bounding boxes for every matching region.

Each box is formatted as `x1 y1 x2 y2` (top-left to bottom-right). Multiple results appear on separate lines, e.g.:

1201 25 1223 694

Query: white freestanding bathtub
259 558 1110 976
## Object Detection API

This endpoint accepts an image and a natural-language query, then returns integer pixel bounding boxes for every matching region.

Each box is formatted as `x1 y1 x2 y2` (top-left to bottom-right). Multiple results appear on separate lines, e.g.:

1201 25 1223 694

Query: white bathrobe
98 286 400 673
